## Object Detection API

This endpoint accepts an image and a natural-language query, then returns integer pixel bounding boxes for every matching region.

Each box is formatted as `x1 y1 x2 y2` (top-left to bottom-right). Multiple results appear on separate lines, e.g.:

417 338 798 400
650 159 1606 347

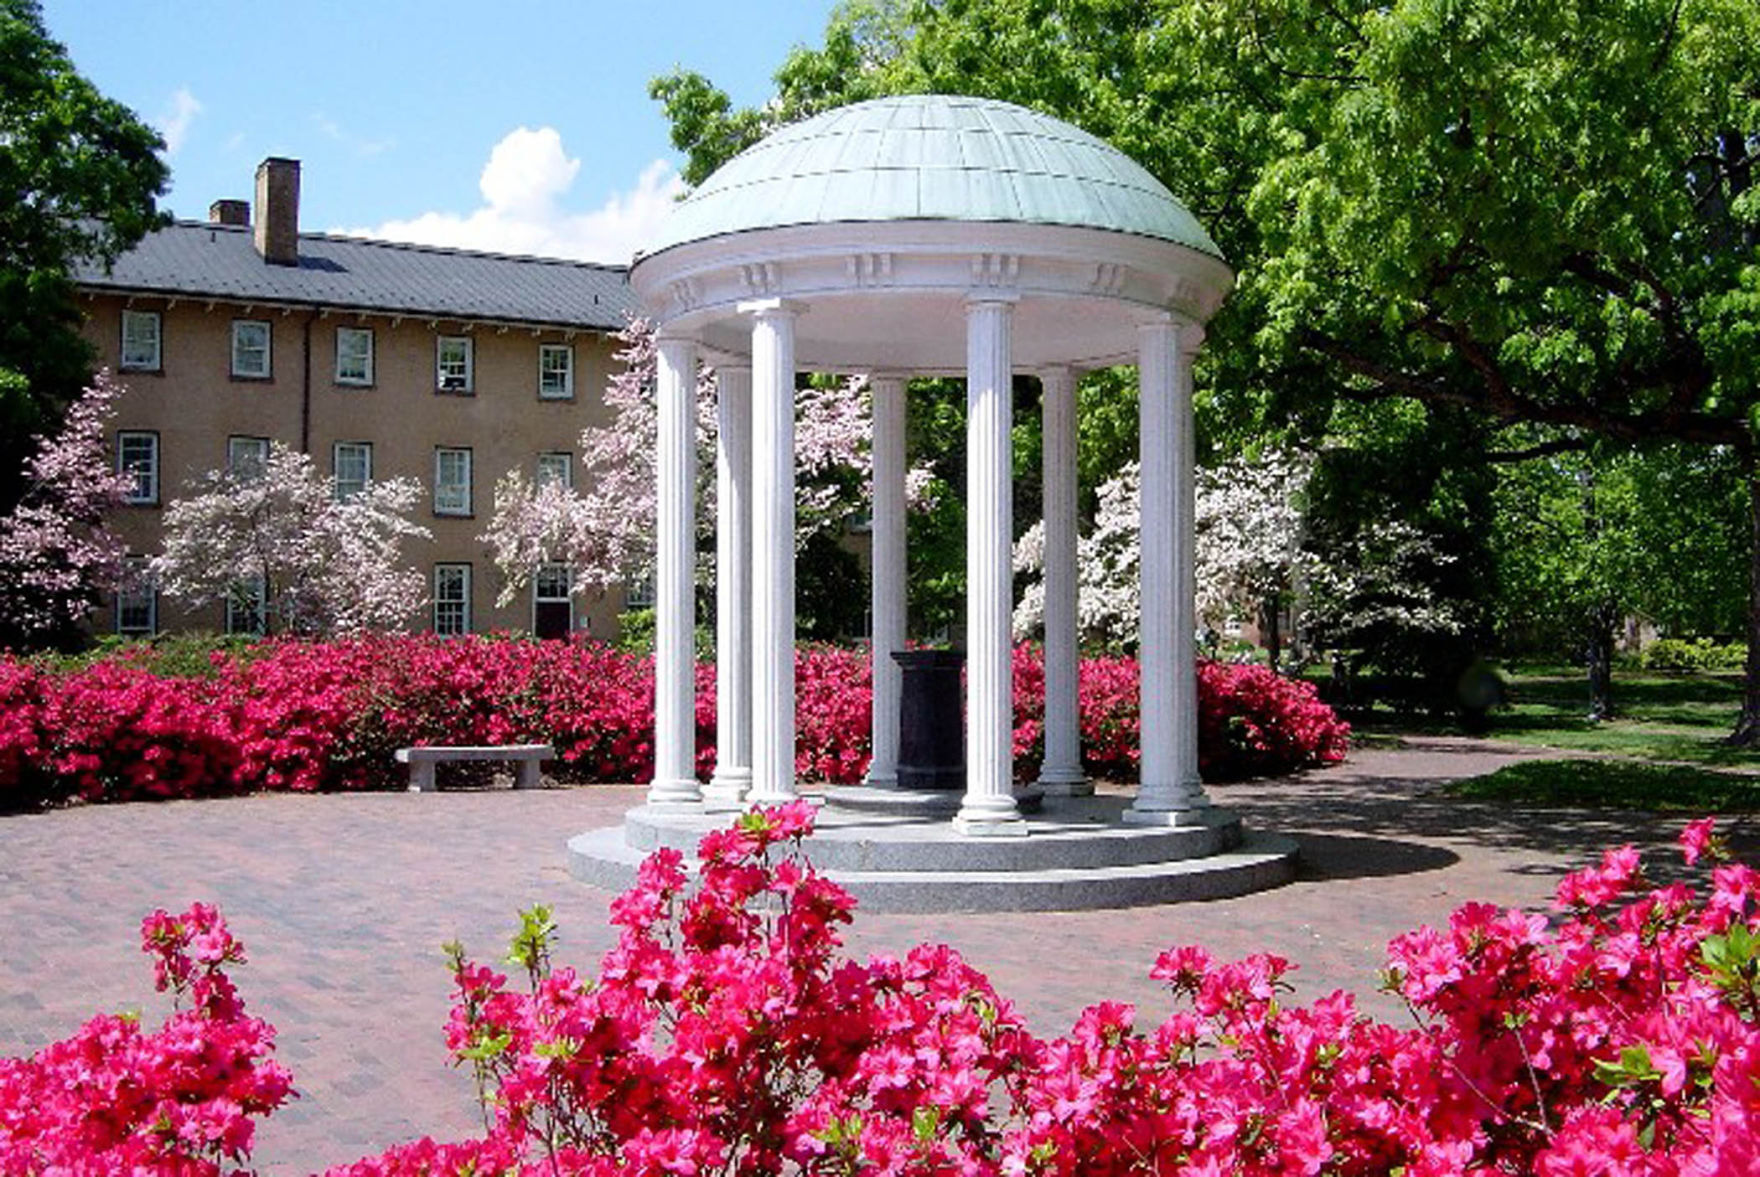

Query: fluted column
649 334 701 807
866 373 908 788
1037 365 1091 796
1128 315 1212 824
744 300 803 806
705 362 753 809
956 298 1027 836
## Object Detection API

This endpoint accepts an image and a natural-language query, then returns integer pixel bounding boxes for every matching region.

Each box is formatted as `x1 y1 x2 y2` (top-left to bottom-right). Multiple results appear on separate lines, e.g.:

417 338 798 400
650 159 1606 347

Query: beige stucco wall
83 295 631 639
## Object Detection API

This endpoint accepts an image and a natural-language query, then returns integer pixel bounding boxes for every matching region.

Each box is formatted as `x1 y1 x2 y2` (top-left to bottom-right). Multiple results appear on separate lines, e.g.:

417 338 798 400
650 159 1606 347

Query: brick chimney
209 199 250 227
253 157 300 266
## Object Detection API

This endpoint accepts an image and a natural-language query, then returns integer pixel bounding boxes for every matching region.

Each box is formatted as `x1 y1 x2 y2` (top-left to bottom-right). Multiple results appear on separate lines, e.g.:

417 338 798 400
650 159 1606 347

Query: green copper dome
641 94 1224 260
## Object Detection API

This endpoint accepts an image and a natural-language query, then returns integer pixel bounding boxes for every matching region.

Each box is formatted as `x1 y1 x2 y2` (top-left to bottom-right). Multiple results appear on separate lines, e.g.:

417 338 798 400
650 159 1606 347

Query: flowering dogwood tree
154 444 431 636
1015 448 1312 655
0 372 136 649
482 318 930 608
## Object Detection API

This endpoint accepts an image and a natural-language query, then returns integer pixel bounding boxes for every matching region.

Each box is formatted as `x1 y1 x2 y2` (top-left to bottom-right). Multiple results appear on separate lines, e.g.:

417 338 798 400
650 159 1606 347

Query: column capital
737 297 809 320
715 358 753 375
965 290 1021 309
1036 363 1080 385
1138 311 1205 355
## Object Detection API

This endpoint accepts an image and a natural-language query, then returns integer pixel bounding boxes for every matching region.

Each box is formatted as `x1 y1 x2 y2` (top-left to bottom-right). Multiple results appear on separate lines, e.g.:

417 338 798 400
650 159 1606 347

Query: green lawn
1447 758 1760 811
1486 665 1760 767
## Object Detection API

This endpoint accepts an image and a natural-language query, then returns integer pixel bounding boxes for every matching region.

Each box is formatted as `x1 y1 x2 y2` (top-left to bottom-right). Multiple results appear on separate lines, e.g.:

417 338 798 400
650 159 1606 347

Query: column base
746 788 813 809
1124 785 1213 827
703 768 751 812
1035 767 1093 797
646 778 704 809
952 812 1030 838
863 769 900 790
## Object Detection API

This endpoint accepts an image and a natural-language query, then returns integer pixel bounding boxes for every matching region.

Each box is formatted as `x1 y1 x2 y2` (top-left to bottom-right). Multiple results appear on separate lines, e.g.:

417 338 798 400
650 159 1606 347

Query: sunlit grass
1448 758 1760 811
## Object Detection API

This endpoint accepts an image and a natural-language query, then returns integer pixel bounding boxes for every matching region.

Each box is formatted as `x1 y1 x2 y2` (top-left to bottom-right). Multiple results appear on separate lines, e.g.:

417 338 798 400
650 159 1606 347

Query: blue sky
41 0 838 264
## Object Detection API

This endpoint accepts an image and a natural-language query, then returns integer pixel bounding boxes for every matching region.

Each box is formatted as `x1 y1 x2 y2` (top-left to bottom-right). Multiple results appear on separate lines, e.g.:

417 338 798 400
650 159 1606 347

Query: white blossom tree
153 444 431 636
0 371 136 649
481 318 932 610
1014 448 1313 659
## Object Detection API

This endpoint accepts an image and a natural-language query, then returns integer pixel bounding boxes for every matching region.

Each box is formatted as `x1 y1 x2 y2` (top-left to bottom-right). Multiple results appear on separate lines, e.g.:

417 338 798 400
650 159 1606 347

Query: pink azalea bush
4 816 1754 1173
0 903 293 1174
0 635 1346 811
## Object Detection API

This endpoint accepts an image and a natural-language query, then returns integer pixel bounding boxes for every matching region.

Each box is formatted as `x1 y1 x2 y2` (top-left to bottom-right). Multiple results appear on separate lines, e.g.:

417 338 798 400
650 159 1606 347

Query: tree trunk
1586 599 1617 723
1729 459 1760 745
1262 594 1283 673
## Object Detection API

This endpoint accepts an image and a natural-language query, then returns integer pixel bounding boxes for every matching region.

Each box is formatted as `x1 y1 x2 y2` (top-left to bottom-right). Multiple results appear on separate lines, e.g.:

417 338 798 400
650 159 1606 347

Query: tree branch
1483 436 1592 464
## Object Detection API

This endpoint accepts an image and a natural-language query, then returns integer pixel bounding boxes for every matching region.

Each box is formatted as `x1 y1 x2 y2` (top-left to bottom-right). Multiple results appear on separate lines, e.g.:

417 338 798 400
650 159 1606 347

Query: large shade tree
0 0 168 508
654 0 1760 739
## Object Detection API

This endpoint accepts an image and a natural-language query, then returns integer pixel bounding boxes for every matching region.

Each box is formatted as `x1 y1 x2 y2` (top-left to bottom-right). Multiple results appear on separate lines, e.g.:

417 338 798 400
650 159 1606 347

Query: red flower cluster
0 904 293 1174
7 819 1753 1173
0 636 1347 810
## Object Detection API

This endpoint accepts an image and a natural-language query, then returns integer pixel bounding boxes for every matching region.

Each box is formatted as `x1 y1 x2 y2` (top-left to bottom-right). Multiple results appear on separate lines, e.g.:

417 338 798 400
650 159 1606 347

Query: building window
116 557 156 637
120 310 161 371
333 441 372 501
434 564 471 635
228 435 269 482
434 446 472 515
624 575 654 610
533 563 573 639
535 451 574 490
225 576 267 637
231 319 271 379
117 431 159 505
336 327 374 386
436 335 473 393
538 344 574 400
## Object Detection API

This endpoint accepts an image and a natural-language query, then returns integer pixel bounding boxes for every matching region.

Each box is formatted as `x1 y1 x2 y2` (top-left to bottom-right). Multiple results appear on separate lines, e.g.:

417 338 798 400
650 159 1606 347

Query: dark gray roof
72 221 638 331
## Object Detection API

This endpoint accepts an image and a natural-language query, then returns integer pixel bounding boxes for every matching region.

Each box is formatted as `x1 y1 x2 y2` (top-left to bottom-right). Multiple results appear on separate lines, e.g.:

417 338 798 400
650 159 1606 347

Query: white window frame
115 556 156 637
433 564 472 635
335 326 375 386
538 344 574 400
624 574 654 610
225 575 267 637
117 431 159 505
433 446 473 516
535 451 574 490
436 335 473 393
230 319 271 379
120 310 162 371
533 562 574 631
333 441 373 501
227 435 269 482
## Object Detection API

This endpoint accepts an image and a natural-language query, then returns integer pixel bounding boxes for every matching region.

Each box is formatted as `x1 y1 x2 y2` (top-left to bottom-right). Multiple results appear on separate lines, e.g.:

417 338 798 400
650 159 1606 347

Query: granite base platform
568 791 1298 913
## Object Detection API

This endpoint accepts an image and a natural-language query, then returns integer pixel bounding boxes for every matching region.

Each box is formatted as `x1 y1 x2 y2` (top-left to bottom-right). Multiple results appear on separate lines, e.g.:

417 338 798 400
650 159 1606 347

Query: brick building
72 158 641 639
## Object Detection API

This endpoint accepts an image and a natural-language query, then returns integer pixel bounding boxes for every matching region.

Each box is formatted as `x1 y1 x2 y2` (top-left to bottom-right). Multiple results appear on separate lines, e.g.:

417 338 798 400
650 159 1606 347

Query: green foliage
615 607 655 655
37 632 261 678
1447 758 1760 811
1636 638 1748 673
0 0 170 507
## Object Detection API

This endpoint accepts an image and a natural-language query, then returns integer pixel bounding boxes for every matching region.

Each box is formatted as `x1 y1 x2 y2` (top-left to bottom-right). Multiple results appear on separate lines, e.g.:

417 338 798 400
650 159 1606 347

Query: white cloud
155 88 202 154
338 126 684 265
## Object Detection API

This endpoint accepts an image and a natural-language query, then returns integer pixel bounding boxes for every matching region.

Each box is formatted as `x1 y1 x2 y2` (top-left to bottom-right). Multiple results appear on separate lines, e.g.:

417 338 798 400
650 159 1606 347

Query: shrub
5 817 1754 1173
1638 636 1746 672
0 636 1348 809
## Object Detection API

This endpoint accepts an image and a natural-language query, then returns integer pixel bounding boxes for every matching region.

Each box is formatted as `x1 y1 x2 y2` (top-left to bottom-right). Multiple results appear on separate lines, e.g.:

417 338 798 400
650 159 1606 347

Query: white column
1128 316 1212 824
649 334 701 807
1037 365 1091 797
956 298 1027 836
705 363 753 809
744 300 803 806
866 373 908 788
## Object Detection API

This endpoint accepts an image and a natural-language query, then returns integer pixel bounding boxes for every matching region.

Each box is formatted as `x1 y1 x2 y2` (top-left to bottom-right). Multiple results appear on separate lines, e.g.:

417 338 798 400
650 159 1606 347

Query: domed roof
640 94 1223 261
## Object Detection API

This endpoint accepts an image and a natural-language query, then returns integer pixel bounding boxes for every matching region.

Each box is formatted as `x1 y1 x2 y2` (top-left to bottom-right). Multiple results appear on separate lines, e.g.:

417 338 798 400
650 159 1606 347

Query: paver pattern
1 737 1748 1173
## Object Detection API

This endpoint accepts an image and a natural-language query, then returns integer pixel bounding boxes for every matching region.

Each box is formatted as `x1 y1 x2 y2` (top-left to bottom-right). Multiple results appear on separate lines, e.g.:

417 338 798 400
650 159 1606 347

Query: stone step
621 798 1242 872
566 826 1298 914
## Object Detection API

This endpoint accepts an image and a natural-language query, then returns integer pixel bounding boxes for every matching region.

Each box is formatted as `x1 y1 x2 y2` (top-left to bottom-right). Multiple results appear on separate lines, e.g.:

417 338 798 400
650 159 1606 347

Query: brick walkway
1 737 1747 1173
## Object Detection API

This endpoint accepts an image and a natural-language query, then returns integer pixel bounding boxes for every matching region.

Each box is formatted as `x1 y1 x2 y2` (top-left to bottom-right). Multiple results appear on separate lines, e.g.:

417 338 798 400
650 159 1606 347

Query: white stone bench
394 744 554 793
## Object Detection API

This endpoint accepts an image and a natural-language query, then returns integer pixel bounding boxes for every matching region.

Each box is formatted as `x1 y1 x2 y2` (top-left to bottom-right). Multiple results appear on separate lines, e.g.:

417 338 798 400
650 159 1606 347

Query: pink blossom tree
0 371 136 650
153 444 431 636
